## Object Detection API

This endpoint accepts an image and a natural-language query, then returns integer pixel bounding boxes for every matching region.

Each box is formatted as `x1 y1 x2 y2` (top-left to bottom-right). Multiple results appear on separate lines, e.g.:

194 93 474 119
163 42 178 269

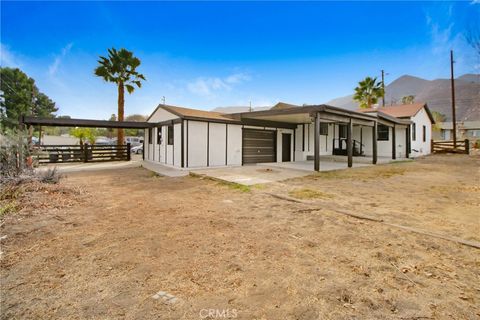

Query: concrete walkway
141 160 189 177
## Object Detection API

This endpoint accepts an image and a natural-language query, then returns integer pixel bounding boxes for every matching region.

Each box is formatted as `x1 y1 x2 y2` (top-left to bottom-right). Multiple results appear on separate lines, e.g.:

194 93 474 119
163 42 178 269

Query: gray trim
22 116 154 129
225 124 228 166
181 120 184 168
186 120 189 167
207 122 210 167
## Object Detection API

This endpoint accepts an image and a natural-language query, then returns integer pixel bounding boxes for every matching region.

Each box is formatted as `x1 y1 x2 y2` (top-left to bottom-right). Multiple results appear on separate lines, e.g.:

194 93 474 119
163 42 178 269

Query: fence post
127 143 131 161
464 139 469 155
83 144 88 163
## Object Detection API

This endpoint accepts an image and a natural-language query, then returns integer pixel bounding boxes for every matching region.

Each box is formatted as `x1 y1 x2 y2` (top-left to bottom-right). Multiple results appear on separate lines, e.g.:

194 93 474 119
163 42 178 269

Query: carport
20 115 154 164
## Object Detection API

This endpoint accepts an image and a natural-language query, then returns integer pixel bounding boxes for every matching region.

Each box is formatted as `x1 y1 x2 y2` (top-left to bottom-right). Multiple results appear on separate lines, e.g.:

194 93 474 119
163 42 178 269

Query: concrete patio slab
257 160 371 172
190 165 311 185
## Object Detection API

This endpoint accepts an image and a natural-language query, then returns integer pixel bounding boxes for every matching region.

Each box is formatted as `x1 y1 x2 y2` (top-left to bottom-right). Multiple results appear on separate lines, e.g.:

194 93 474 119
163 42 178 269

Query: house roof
359 103 435 124
148 104 240 123
376 111 412 125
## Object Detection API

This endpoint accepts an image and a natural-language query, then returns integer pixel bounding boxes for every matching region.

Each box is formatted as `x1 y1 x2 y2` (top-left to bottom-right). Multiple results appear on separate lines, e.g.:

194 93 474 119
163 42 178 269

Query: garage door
242 129 276 164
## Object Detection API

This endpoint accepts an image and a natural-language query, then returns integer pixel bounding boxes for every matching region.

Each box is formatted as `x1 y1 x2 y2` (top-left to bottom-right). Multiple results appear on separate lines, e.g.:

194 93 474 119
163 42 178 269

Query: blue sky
1 1 479 119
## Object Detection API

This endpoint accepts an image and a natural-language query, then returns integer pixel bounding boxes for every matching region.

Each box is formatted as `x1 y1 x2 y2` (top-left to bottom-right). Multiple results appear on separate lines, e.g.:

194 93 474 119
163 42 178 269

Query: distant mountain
211 106 270 113
327 74 480 121
457 74 480 84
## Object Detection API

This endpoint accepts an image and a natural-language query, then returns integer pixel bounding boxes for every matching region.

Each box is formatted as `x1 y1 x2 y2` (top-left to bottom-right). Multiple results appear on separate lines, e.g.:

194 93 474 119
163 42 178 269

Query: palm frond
125 84 135 94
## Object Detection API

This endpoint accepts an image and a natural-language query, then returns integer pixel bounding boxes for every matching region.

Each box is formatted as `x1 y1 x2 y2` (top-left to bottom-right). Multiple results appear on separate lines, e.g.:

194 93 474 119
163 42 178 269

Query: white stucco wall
145 107 181 166
209 123 227 166
148 108 179 122
362 124 408 158
174 123 182 167
227 124 242 166
183 121 242 168
296 122 334 160
410 108 432 157
187 121 208 168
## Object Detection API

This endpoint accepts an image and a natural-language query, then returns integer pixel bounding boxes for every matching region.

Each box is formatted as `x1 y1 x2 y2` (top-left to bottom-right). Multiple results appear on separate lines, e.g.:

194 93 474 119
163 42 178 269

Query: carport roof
21 115 154 129
232 104 378 124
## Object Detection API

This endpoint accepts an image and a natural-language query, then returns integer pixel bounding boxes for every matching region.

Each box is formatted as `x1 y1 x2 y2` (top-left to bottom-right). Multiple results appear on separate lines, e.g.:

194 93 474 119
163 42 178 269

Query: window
412 123 416 141
167 125 174 145
157 127 162 145
148 128 152 144
339 124 347 139
320 123 328 136
470 130 480 137
423 125 426 142
377 124 389 141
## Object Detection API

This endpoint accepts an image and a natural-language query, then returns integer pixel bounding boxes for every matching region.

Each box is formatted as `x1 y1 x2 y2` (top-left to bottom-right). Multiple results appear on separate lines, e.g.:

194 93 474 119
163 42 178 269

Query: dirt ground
1 154 479 319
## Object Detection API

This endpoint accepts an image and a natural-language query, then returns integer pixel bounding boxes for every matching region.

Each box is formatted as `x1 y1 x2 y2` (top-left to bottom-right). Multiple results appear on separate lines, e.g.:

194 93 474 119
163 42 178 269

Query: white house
360 103 435 157
144 102 432 171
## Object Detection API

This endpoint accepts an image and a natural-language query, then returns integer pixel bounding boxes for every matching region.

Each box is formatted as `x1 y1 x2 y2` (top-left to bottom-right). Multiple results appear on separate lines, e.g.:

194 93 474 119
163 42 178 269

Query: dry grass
288 188 334 200
189 172 251 192
0 180 88 219
315 165 406 180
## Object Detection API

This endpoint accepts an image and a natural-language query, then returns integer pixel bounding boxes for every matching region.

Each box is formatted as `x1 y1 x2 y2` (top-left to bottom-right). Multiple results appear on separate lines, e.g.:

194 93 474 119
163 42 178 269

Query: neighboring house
144 102 417 171
360 103 434 157
435 121 480 141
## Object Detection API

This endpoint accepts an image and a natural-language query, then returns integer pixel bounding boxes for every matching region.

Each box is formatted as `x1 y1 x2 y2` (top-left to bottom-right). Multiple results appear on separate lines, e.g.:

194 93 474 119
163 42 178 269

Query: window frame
148 128 153 145
338 124 347 139
157 127 162 145
423 125 426 142
167 125 174 145
319 123 328 136
377 124 389 141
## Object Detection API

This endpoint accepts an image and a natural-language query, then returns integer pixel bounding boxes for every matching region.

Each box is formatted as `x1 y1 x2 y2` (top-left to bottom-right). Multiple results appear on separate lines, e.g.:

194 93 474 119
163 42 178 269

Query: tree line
1 47 147 144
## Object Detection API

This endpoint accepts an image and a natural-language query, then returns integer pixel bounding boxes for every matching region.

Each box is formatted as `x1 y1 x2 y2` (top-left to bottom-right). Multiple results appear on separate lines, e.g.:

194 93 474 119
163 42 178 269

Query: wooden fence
431 139 470 154
35 144 131 164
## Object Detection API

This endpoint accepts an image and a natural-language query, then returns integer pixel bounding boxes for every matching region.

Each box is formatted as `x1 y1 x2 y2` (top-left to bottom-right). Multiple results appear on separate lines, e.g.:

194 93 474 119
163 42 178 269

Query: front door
282 133 291 162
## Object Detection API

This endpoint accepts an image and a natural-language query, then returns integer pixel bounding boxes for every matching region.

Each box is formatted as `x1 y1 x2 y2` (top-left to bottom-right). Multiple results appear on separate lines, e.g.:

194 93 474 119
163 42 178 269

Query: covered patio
233 104 409 171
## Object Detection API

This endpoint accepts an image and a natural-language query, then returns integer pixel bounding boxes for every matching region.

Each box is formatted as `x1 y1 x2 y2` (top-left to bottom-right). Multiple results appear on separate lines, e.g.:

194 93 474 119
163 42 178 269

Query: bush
0 128 32 182
37 167 61 184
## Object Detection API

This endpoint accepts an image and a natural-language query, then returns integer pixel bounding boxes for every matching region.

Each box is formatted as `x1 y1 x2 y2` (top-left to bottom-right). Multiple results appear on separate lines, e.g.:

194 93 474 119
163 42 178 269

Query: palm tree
353 76 384 109
401 95 415 104
94 48 146 146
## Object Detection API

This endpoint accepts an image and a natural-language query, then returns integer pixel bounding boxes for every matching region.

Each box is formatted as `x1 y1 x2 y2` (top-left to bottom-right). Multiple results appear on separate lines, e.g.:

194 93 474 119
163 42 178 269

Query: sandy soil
1 154 479 319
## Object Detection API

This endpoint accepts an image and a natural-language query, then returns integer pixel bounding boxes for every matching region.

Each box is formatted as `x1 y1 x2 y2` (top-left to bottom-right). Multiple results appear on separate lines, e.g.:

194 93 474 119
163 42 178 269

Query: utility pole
249 101 252 112
381 70 386 107
162 96 166 105
450 50 457 148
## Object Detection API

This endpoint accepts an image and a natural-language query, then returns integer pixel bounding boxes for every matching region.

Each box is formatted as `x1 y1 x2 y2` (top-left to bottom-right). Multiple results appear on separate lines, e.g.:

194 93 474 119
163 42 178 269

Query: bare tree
465 25 480 57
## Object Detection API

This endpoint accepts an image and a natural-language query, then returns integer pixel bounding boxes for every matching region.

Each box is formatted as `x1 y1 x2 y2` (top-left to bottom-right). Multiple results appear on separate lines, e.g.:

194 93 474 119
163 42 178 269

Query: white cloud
48 43 73 77
187 72 251 97
424 6 478 75
0 43 22 68
225 72 251 84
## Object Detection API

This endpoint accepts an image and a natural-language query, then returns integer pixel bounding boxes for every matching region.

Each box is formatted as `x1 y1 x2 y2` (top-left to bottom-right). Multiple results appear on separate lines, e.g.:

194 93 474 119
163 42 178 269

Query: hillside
327 74 480 121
